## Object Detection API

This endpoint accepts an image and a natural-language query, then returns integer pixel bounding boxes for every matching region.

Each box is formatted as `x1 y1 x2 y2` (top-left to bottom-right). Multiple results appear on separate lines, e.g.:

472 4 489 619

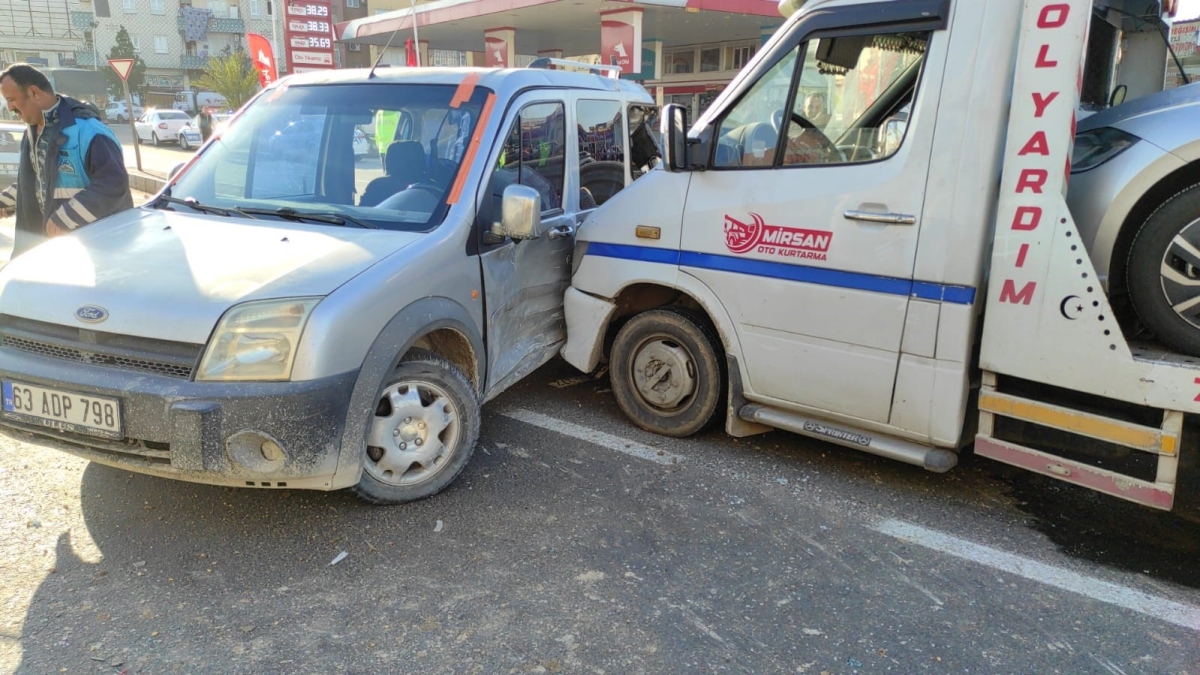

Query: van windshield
168 82 491 231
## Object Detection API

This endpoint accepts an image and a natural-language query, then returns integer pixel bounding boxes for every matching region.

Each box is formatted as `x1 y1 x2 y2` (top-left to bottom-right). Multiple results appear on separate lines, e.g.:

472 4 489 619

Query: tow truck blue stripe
585 242 976 306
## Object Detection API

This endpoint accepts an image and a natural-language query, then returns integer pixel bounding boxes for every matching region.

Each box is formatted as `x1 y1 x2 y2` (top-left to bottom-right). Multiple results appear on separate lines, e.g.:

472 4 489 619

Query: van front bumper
0 348 359 491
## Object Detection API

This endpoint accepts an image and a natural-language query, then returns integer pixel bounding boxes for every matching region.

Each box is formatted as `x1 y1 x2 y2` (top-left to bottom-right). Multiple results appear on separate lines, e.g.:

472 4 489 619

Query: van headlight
1071 127 1138 173
196 298 321 382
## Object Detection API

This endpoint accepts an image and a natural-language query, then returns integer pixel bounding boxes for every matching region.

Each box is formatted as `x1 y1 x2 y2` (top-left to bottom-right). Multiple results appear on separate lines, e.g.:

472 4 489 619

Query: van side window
781 32 929 166
713 47 799 168
576 99 626 208
490 102 565 213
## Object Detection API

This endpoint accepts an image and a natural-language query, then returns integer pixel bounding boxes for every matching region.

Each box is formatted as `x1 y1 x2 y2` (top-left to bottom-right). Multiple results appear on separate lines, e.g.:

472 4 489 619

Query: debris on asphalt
329 551 348 566
434 520 444 533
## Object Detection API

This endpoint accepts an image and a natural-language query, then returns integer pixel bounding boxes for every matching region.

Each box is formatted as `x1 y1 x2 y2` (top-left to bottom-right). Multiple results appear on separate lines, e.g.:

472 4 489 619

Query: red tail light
158 123 168 129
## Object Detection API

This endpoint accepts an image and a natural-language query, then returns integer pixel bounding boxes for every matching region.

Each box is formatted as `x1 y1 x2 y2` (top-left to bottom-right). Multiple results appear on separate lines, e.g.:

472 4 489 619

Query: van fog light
227 431 286 472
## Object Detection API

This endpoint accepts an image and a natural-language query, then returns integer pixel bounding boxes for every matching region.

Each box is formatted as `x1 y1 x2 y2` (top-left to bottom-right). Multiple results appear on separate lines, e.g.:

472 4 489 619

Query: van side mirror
491 184 541 240
661 103 690 173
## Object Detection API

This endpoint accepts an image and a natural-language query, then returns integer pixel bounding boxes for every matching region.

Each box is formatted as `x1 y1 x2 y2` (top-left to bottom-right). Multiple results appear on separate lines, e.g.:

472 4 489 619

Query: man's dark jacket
0 96 132 257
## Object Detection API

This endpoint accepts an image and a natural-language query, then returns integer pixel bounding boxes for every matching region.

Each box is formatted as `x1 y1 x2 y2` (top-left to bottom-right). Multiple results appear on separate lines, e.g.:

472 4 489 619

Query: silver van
0 65 659 504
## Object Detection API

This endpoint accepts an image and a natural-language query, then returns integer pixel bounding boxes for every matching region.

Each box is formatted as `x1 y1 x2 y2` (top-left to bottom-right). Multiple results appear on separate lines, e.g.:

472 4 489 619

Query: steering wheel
786 112 844 163
405 181 445 198
770 108 785 133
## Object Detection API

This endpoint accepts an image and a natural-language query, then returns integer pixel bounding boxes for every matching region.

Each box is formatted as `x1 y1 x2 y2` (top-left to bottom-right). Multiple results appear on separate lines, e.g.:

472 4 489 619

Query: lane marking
874 519 1200 632
497 408 684 466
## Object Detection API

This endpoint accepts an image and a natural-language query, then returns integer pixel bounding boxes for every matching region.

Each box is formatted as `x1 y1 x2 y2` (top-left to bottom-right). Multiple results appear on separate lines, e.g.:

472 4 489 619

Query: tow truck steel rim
628 333 698 414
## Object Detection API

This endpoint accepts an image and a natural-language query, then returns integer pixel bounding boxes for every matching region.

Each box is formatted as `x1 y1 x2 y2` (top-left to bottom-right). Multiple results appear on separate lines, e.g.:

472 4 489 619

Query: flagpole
409 0 420 67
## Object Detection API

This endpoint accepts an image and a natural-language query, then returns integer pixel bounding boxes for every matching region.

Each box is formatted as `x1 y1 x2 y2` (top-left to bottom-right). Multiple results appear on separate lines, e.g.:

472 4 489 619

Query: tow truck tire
609 307 725 438
1127 184 1200 356
352 348 481 505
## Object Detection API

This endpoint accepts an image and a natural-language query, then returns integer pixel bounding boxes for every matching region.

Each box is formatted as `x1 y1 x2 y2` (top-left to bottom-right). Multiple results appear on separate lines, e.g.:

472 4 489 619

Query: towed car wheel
353 349 480 504
1127 184 1200 356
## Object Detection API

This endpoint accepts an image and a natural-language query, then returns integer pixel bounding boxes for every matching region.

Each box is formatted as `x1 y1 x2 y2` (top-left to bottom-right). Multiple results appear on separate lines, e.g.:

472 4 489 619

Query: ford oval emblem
75 305 109 324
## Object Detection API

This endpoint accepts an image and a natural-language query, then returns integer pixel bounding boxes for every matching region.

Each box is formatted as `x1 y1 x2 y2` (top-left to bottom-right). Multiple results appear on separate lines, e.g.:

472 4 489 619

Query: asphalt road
3 353 1200 674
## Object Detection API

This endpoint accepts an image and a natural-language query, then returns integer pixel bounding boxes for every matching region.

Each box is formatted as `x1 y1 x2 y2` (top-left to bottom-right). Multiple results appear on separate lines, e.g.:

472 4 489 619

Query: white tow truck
563 0 1200 510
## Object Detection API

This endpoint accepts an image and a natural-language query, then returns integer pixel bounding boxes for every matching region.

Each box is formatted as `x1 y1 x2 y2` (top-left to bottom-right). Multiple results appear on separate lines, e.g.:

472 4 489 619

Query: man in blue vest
0 63 132 257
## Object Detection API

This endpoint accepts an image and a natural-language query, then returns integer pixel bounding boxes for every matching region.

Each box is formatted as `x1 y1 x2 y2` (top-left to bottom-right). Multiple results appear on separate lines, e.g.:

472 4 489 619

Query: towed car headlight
197 298 321 382
1071 127 1138 173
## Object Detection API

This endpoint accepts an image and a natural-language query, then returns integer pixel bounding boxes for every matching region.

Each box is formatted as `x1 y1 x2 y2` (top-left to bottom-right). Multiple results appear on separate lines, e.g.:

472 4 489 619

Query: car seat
360 140 427 207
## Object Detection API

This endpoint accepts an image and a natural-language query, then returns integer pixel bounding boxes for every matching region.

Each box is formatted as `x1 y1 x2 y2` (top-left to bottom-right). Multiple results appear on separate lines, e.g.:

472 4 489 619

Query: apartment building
0 0 89 68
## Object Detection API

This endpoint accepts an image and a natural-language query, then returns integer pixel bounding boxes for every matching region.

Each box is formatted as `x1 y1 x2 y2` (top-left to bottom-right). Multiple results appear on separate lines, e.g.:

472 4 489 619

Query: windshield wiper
236 206 378 229
155 195 257 219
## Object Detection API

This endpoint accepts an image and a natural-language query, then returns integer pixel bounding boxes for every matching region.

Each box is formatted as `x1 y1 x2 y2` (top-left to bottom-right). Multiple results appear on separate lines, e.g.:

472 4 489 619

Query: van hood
0 207 420 344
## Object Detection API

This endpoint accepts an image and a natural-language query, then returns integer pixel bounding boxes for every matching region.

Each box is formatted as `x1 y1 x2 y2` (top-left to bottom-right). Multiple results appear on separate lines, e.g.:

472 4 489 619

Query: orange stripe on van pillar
449 72 481 109
447 93 495 205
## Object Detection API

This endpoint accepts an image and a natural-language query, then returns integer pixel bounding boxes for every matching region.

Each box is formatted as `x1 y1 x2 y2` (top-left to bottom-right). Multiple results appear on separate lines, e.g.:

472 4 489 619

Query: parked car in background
178 112 234 150
105 101 143 123
0 122 22 187
135 109 192 146
353 127 369 161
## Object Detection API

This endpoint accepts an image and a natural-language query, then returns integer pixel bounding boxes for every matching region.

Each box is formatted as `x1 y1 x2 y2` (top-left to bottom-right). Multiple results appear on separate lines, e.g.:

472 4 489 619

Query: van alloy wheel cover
365 380 460 487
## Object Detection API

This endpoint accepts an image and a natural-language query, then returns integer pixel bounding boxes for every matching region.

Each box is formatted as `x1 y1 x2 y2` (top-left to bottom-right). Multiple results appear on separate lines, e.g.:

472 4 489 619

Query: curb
128 170 167 195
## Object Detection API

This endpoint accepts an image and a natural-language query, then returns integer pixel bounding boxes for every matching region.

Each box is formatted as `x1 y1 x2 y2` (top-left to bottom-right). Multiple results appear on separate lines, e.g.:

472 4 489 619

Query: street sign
108 58 135 81
108 58 142 172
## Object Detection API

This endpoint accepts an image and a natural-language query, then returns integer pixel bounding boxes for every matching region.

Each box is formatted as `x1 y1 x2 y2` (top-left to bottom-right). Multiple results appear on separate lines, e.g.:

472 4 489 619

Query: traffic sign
108 58 135 81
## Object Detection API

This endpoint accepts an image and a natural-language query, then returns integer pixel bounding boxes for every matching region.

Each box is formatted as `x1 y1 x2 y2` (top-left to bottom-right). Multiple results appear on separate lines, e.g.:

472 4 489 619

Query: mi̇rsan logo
723 213 831 261
74 305 109 324
802 420 871 447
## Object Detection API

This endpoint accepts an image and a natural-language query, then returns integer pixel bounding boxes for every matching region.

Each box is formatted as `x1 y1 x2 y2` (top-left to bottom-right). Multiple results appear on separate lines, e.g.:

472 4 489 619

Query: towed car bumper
0 347 359 491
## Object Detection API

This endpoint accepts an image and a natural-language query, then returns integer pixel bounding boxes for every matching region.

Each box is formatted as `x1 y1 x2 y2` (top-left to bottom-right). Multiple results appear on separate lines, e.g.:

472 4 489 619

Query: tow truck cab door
678 0 952 425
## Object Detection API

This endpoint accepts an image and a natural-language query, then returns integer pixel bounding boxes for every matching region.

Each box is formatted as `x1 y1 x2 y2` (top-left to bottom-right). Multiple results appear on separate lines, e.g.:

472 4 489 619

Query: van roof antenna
368 25 402 79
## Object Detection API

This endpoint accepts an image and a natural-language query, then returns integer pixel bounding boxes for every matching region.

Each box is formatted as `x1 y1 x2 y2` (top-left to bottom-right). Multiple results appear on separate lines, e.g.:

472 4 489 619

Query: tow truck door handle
547 224 575 240
844 210 917 225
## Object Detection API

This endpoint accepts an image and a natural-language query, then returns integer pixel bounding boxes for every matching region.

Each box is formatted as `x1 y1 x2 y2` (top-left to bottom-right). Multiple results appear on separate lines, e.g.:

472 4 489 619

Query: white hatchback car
0 121 22 187
135 109 192 146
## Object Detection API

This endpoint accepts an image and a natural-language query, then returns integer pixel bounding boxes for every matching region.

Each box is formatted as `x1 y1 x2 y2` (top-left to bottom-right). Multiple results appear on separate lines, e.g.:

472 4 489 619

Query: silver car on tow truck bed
0 64 659 504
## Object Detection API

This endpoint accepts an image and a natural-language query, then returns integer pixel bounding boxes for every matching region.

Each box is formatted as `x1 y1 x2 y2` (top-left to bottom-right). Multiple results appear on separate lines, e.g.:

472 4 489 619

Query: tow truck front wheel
352 349 480 505
610 307 724 438
1127 184 1200 356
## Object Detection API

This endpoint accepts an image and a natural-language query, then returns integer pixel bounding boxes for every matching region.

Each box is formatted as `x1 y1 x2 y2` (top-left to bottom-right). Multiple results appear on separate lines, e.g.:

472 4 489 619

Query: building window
123 0 135 12
346 0 359 7
150 0 163 12
730 45 756 70
154 35 168 53
699 47 720 72
131 36 141 52
667 50 693 74
250 0 261 16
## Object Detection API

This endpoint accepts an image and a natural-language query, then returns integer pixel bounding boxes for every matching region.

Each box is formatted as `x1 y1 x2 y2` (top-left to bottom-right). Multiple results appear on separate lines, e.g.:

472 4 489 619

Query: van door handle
844 210 917 225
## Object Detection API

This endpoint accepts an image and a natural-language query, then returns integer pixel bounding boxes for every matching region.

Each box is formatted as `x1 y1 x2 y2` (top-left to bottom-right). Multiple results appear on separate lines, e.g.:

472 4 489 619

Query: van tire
352 348 480 505
1127 184 1200 357
609 307 725 438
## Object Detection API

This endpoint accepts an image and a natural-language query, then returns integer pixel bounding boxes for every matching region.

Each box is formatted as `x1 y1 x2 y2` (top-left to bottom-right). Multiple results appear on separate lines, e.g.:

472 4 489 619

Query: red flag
247 33 276 88
405 37 417 67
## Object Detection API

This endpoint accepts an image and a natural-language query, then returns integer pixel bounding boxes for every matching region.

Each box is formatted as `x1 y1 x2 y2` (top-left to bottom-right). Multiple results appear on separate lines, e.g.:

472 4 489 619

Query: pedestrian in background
0 63 131 257
198 106 214 143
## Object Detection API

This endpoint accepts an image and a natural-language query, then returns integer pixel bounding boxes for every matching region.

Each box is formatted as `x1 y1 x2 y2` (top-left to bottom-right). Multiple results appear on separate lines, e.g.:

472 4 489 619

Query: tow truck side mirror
492 184 542 241
661 103 690 173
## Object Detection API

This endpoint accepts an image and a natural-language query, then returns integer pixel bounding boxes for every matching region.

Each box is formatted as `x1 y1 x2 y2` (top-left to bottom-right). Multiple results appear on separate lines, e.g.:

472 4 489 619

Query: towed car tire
352 348 480 505
1127 184 1200 356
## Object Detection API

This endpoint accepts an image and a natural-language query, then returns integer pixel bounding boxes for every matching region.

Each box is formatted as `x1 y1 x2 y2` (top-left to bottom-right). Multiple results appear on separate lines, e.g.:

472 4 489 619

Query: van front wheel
352 349 480 505
610 307 724 438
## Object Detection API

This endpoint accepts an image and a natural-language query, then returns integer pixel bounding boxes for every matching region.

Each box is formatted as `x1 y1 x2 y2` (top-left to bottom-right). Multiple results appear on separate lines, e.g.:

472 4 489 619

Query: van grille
0 315 203 380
